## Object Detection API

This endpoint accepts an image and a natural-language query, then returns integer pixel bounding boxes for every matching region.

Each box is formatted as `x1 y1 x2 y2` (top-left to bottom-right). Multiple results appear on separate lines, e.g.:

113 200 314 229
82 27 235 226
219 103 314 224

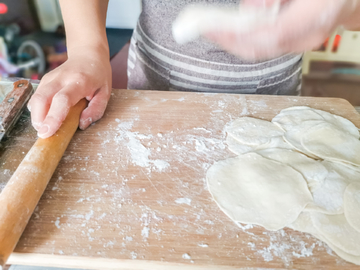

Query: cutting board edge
118 89 357 106
8 252 249 270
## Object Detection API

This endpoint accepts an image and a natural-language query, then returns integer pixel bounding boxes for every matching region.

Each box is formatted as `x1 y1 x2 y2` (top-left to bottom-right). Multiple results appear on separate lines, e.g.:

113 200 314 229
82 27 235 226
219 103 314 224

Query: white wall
34 0 63 32
106 0 142 29
34 0 141 32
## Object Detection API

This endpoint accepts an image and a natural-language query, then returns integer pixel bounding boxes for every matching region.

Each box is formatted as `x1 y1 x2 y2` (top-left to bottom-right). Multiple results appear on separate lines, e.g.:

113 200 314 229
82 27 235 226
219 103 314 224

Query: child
28 0 360 139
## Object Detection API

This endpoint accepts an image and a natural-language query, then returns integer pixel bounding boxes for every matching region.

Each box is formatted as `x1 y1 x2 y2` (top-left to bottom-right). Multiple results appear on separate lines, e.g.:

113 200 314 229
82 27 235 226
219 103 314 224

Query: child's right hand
204 0 360 60
28 45 112 139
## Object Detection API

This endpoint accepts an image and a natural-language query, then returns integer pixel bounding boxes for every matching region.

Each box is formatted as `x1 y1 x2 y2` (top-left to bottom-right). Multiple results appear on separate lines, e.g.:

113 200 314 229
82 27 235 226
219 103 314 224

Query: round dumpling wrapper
206 152 312 231
226 117 284 146
344 182 360 233
301 122 360 166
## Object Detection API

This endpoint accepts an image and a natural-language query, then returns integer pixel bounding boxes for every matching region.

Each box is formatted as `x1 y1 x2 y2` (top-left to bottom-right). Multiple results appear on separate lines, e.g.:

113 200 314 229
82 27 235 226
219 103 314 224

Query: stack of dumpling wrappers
207 106 360 265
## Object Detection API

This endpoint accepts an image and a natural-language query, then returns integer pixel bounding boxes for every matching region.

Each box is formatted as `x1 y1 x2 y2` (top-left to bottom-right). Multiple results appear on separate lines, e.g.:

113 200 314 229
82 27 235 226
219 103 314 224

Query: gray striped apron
127 0 302 95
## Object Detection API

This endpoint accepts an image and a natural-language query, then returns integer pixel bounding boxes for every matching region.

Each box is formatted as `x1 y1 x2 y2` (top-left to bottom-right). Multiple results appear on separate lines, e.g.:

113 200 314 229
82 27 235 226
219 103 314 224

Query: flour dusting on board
114 120 170 173
23 92 332 265
175 198 192 205
244 228 325 266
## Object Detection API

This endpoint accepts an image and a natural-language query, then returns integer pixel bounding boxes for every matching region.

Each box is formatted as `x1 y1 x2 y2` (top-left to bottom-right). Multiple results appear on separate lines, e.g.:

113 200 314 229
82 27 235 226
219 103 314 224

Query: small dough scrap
226 117 284 146
256 148 327 192
206 152 312 231
344 182 360 233
311 212 360 256
301 122 360 166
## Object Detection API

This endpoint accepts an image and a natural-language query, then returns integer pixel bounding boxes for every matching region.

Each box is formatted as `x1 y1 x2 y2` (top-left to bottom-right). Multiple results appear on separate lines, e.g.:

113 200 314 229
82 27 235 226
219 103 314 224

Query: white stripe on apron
128 14 302 96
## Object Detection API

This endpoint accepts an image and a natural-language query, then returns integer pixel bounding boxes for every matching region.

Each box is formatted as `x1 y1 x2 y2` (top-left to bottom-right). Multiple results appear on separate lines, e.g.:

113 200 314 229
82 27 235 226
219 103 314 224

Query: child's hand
28 45 112 138
204 0 360 60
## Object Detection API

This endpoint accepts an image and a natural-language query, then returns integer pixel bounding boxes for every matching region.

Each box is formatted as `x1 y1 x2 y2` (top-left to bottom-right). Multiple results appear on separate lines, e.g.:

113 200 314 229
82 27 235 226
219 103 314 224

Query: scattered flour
114 121 170 173
125 236 133 242
16 94 326 266
141 226 150 240
130 251 137 259
182 253 191 259
85 210 94 221
249 99 268 109
54 218 61 229
247 230 320 266
292 242 316 258
175 198 192 206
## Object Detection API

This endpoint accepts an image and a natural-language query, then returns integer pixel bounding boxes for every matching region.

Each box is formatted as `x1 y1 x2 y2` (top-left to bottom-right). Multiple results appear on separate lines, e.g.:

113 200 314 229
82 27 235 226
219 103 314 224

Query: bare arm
60 0 109 55
28 0 112 138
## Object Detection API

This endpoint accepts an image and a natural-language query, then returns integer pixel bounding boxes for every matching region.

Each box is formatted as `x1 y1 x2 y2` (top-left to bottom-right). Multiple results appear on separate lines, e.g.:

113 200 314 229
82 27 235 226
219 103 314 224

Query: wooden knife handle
0 99 87 267
0 80 33 133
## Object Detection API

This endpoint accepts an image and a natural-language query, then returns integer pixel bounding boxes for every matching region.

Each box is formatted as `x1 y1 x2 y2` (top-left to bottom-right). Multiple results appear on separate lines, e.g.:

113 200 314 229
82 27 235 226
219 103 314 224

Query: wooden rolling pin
0 99 87 268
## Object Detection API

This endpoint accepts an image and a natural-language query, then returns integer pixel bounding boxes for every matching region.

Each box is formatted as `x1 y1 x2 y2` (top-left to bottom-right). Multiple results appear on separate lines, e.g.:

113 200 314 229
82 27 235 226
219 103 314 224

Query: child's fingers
28 80 62 131
79 84 111 130
37 83 86 138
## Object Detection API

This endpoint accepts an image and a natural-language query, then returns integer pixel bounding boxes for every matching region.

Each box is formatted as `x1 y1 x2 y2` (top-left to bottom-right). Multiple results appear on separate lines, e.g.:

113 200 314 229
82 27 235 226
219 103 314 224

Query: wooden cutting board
1 90 360 270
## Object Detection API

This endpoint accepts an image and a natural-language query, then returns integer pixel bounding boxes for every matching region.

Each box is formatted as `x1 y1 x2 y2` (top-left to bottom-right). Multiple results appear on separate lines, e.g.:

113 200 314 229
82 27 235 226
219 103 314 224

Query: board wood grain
1 90 360 270
0 99 87 267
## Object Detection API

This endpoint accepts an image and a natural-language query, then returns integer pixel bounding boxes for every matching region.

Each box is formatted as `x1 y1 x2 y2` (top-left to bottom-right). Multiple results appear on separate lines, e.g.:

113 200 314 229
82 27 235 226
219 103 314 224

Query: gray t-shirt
139 0 249 64
127 0 302 95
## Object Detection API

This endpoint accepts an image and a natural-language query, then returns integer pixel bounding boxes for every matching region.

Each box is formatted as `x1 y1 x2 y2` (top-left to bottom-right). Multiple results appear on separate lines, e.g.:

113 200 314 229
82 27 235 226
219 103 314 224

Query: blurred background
0 0 359 106
0 0 139 80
